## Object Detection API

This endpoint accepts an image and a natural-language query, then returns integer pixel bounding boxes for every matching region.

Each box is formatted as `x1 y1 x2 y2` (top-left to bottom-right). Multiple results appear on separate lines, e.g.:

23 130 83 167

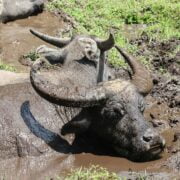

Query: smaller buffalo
30 28 115 83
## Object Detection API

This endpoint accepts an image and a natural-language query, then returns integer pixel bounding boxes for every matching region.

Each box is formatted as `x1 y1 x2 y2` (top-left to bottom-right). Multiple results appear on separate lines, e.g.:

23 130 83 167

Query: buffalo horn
30 29 71 48
30 60 107 107
115 45 153 96
96 33 115 51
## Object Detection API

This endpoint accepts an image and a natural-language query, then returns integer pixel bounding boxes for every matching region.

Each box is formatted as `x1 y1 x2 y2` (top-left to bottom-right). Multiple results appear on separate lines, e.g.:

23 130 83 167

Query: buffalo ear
61 119 91 135
61 109 92 135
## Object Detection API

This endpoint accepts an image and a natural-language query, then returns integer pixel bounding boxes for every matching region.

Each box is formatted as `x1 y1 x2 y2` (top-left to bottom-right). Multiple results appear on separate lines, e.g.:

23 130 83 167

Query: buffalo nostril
143 135 152 142
87 50 92 56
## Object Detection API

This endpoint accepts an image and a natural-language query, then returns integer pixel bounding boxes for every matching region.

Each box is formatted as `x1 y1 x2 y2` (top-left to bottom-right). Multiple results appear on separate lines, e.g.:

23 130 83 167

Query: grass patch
46 0 180 67
0 61 16 72
64 165 119 180
23 51 40 62
52 165 148 180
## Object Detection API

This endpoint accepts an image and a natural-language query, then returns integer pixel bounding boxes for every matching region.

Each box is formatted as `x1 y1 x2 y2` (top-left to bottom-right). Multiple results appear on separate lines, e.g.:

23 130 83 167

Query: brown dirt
130 34 180 178
0 70 29 86
131 33 180 75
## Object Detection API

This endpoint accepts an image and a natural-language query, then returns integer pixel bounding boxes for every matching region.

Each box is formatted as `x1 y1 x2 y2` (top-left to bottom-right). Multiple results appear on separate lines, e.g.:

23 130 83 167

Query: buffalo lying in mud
30 29 115 83
0 32 165 162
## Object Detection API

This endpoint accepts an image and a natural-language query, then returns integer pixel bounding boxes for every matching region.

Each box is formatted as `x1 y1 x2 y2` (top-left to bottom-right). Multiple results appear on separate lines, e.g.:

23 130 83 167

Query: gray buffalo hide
0 0 44 23
0 77 90 160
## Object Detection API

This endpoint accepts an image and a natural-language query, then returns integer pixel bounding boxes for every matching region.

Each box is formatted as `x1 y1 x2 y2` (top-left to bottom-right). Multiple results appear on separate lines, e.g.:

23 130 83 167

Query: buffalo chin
130 148 164 162
114 146 164 162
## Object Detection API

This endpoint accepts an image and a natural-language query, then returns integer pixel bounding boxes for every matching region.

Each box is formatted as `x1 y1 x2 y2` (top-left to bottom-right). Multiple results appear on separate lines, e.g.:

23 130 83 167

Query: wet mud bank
131 34 180 178
0 11 65 72
0 11 179 180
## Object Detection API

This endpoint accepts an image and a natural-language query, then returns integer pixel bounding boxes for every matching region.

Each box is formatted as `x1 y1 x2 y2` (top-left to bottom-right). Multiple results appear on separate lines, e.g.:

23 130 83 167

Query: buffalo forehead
104 80 135 94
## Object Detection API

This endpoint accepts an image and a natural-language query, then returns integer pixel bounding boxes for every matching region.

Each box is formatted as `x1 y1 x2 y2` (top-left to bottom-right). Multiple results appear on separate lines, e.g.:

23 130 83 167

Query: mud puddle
0 11 64 72
0 127 177 180
0 149 173 180
66 128 178 176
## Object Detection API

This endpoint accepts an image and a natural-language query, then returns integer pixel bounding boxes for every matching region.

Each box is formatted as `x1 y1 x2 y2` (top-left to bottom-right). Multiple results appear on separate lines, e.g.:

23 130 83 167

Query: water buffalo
0 31 115 162
0 30 165 163
29 29 115 83
29 44 165 161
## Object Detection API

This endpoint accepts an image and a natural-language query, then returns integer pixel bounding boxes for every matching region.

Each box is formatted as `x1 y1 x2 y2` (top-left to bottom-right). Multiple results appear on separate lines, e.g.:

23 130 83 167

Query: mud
0 70 29 86
0 11 180 180
0 143 177 180
0 11 65 72
130 33 180 178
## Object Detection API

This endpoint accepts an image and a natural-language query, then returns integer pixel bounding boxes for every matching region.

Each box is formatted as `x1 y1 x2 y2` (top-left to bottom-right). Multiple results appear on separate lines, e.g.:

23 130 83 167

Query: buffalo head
30 29 114 64
30 45 165 161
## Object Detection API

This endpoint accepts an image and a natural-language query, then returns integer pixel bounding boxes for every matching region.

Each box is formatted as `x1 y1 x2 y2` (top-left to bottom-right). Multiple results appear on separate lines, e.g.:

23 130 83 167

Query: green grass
23 51 39 62
64 165 119 180
51 165 148 180
0 61 16 72
46 0 180 67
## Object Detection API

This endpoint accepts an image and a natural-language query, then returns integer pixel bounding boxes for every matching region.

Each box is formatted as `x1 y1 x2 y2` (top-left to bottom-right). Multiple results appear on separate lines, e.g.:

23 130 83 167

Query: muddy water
0 149 173 180
0 11 64 72
71 129 177 174
0 128 176 180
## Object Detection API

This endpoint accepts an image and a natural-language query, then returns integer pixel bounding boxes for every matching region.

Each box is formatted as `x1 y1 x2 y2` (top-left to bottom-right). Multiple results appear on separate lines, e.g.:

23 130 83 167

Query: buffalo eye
102 102 125 120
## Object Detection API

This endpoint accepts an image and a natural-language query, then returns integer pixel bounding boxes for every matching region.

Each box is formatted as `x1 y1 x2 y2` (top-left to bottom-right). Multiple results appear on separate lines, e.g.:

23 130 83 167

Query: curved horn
96 33 115 51
30 29 71 48
115 45 153 96
30 60 107 107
